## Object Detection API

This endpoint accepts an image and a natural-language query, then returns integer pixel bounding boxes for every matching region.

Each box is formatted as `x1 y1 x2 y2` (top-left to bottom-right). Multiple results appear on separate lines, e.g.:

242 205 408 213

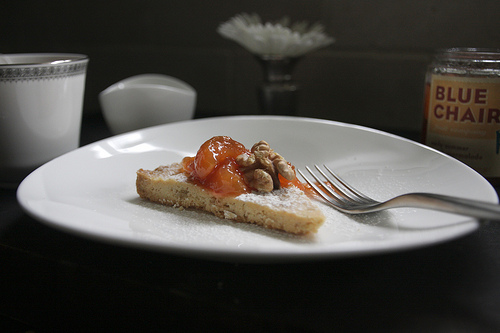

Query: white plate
17 116 498 262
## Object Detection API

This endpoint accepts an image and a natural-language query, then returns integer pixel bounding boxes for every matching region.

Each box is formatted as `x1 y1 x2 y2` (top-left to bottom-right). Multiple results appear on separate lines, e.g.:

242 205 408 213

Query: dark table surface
2 113 500 332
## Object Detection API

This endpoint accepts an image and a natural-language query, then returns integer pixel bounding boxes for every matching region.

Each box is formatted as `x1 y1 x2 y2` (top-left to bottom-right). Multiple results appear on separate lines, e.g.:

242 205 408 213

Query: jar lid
436 48 500 62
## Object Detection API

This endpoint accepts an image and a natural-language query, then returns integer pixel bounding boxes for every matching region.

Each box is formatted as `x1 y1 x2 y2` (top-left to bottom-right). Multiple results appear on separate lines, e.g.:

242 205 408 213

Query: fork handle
386 193 500 220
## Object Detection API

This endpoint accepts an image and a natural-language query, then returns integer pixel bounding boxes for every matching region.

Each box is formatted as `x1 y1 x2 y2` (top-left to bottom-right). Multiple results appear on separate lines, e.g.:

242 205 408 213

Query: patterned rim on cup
0 59 88 82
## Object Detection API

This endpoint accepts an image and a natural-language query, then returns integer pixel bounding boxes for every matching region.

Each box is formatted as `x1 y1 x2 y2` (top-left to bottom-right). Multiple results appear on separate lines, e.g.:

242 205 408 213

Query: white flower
217 13 335 58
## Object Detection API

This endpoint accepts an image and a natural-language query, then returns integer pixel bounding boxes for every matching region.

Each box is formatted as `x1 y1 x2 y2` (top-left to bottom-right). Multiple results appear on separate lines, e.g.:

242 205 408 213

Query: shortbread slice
136 163 325 235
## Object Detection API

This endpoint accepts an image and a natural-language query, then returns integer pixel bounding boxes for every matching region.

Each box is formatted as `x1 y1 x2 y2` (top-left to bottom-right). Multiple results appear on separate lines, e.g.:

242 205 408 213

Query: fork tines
298 165 376 207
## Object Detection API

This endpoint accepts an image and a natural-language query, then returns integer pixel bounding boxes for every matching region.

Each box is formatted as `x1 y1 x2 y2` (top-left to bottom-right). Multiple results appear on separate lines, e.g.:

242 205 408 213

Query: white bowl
99 74 196 134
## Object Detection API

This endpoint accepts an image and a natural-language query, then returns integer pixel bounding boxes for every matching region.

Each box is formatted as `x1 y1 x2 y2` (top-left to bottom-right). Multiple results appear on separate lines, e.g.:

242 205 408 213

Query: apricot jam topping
182 136 312 197
182 136 251 196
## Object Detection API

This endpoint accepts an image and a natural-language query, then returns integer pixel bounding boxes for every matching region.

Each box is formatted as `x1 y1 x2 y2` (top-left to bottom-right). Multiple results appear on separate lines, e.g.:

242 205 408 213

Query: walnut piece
235 140 295 192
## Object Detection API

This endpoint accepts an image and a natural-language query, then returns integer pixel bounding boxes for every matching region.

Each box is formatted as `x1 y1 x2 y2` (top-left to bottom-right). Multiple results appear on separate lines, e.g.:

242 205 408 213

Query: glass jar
422 48 500 186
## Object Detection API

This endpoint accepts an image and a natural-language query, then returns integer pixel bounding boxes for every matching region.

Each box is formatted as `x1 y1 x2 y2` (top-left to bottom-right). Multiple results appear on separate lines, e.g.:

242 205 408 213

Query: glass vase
256 55 299 115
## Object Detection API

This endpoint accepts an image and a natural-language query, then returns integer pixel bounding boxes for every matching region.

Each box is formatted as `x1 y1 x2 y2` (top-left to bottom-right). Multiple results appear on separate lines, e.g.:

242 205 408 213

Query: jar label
425 74 500 177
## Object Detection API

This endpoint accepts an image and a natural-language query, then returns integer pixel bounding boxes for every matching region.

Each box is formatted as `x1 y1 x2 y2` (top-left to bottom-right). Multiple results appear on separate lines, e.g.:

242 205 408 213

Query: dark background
3 0 499 132
2 2 500 331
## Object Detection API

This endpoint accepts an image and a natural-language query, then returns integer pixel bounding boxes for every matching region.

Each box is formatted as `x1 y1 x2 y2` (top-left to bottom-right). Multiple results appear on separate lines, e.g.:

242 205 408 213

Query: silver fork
298 165 500 220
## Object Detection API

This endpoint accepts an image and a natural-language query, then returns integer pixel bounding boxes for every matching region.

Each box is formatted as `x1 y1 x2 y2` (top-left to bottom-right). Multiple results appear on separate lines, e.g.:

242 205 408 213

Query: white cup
0 53 88 187
99 74 196 135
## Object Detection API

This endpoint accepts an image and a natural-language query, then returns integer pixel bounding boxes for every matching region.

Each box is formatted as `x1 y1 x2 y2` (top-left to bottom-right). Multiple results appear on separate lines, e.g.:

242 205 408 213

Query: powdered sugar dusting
158 171 187 182
152 164 188 182
236 186 309 210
